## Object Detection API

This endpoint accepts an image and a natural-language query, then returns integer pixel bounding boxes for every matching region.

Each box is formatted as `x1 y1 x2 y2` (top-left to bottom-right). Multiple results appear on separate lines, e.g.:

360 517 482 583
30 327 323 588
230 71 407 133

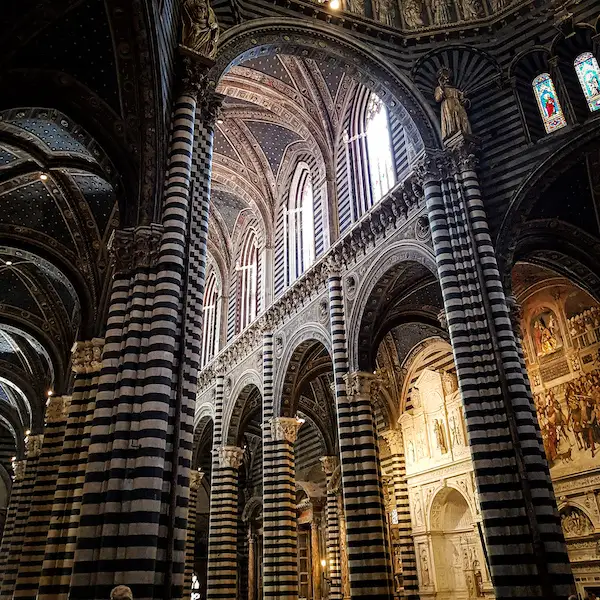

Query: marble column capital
12 459 25 481
270 416 304 444
25 433 43 459
190 469 204 490
343 371 382 398
218 445 244 469
110 225 163 274
45 395 71 424
381 429 403 454
320 455 339 477
72 338 104 374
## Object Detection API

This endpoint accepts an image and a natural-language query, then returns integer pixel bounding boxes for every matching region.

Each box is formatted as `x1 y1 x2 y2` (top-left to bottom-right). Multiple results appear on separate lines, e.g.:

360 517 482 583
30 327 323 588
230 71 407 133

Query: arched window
574 52 600 113
201 271 219 367
532 73 567 133
365 92 395 202
237 230 258 331
286 162 315 284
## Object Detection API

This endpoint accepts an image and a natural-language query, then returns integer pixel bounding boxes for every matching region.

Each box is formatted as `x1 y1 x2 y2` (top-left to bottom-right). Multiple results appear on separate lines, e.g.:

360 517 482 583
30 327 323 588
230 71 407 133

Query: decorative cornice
72 338 104 374
320 455 339 476
218 445 244 469
110 225 163 273
190 469 204 490
25 433 43 459
270 416 304 444
45 395 71 424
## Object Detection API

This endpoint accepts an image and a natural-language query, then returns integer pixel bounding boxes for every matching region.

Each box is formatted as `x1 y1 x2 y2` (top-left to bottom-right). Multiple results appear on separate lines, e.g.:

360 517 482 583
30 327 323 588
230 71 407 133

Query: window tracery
532 73 567 134
237 229 258 331
201 271 219 367
574 52 600 113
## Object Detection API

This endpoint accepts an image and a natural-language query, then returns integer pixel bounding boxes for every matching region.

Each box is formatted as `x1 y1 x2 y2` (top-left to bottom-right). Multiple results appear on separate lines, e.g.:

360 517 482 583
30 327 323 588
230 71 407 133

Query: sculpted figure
110 586 133 600
461 0 484 19
434 67 472 139
182 0 219 59
373 0 396 26
403 0 425 27
430 0 453 25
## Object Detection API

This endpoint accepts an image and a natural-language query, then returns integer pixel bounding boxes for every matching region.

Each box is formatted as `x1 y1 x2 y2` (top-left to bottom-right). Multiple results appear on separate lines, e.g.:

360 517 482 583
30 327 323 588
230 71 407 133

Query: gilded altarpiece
520 280 600 595
399 369 493 600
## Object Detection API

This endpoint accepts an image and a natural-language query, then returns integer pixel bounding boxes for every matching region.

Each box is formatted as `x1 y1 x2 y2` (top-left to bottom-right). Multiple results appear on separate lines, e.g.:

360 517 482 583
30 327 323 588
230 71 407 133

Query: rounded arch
224 375 263 447
347 240 439 372
242 495 263 522
209 18 440 151
496 125 600 286
272 323 333 417
194 399 216 431
428 484 476 532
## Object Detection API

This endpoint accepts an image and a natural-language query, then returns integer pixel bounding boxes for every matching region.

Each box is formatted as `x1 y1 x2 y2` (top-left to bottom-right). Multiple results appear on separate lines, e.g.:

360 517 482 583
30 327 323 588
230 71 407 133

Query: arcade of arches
2 2 600 600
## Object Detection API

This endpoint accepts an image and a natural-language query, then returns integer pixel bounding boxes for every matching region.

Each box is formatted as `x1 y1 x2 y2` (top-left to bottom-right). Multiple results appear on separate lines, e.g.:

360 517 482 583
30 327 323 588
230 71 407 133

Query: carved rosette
218 446 244 469
110 225 163 274
72 338 104 374
270 416 304 444
45 395 71 424
190 469 204 490
12 460 25 481
25 434 44 459
320 455 339 477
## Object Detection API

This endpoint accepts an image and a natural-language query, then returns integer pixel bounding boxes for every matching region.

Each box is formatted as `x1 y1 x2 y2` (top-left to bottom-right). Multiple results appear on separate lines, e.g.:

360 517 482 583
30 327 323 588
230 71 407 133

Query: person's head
110 586 133 600
568 595 577 600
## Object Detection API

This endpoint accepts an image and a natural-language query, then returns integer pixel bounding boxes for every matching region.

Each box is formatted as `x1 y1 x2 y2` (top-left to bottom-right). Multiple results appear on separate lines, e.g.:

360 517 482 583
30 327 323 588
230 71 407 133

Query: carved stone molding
218 445 244 469
270 416 304 444
25 434 43 459
320 455 339 477
190 469 204 490
72 338 104 374
12 460 25 481
45 395 71 424
111 225 163 273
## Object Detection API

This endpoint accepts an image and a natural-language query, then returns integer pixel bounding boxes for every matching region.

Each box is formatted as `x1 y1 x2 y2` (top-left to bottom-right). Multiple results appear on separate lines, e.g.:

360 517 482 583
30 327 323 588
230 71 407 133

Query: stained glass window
574 52 600 113
366 93 395 202
237 229 258 331
201 271 219 368
532 73 567 133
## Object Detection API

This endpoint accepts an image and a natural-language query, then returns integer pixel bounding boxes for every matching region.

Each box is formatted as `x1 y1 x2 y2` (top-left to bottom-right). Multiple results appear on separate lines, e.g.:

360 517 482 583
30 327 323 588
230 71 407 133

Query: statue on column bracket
190 469 204 490
181 0 220 59
270 416 304 444
218 446 244 469
435 67 472 141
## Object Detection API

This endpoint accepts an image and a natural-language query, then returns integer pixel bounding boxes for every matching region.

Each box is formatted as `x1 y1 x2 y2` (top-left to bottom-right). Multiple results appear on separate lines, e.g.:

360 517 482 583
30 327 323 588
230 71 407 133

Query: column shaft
422 147 573 599
321 457 342 600
184 471 202 599
327 273 394 600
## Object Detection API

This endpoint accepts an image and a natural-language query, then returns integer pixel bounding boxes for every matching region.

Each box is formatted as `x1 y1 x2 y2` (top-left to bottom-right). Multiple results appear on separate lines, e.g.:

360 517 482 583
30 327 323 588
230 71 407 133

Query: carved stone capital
415 150 448 187
270 416 304 444
320 455 339 477
12 459 25 481
45 395 71 424
72 338 104 374
25 433 43 458
344 371 379 398
444 132 481 172
190 469 204 490
324 251 344 278
198 89 225 126
218 445 244 469
178 46 215 97
110 225 163 273
381 429 403 454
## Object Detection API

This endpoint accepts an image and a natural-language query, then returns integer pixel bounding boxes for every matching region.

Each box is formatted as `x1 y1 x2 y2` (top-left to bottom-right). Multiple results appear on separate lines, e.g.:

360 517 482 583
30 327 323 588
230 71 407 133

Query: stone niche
399 368 493 600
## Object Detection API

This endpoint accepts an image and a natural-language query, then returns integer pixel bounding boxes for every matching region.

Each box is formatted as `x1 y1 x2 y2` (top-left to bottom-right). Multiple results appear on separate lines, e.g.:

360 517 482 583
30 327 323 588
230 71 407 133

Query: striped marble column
380 430 418 600
13 395 71 599
263 416 303 600
0 459 26 590
206 446 243 600
420 142 573 600
0 434 43 598
320 456 342 600
37 339 103 600
327 270 394 600
184 470 203 599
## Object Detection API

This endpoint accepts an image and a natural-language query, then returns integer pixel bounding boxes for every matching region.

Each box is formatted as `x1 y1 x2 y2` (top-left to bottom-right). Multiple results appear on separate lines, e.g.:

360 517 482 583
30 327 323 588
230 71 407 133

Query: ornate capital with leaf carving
72 338 104 374
415 149 448 187
111 225 163 274
45 395 71 424
25 434 43 459
270 416 304 444
381 429 403 454
344 371 380 398
190 469 204 490
12 459 25 481
198 89 224 127
218 445 244 469
320 455 339 477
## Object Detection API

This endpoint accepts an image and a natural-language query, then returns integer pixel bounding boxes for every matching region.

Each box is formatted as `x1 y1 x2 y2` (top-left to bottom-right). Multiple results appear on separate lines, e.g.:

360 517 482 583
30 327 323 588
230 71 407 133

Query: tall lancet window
237 229 258 331
366 92 395 202
532 73 567 133
286 162 315 284
575 52 600 113
201 271 219 367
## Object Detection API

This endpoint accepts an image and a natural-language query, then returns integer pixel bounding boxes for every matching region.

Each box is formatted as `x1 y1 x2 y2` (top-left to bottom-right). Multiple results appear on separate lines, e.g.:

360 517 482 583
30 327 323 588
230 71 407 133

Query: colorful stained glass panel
532 73 567 134
575 52 600 113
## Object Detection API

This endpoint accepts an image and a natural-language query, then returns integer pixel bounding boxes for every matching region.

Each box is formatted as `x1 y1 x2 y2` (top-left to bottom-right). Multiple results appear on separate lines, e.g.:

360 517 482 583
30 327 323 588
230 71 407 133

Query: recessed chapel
0 1 600 599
